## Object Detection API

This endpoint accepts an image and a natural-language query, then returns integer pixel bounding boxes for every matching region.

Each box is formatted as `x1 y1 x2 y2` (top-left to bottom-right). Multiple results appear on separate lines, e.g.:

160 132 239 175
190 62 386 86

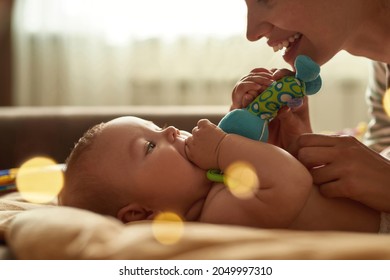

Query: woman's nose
246 13 273 42
162 126 179 142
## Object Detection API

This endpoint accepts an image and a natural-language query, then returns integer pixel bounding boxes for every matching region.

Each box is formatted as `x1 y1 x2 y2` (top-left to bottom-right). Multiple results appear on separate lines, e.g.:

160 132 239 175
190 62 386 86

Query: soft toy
218 55 322 142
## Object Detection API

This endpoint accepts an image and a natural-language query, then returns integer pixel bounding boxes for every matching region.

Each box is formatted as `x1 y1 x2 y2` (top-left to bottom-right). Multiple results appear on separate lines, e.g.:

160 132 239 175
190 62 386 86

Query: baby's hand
185 119 227 170
230 68 275 110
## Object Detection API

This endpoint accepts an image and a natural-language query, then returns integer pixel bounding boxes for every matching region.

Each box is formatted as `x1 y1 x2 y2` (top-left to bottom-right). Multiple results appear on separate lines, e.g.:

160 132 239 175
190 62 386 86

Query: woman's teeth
273 33 301 53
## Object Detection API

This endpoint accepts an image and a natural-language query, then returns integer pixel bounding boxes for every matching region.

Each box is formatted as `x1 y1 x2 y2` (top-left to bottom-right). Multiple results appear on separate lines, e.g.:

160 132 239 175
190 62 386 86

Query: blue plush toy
218 55 322 142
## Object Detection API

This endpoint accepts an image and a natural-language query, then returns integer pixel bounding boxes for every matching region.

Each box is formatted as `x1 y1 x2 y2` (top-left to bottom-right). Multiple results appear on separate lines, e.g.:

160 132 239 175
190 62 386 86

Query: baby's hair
65 122 106 167
59 122 122 217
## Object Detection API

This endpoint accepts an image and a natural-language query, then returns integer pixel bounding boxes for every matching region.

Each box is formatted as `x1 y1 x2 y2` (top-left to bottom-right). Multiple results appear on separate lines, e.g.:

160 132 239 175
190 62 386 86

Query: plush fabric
1 193 390 260
0 193 55 240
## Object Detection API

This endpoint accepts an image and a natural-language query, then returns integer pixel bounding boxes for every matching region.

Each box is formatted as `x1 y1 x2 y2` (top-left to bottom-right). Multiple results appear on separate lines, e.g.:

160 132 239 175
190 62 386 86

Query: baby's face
90 116 211 220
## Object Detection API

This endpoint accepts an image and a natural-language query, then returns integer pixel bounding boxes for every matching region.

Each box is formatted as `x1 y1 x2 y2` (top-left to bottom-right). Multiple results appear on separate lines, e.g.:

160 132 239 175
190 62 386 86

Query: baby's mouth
177 135 189 160
271 33 302 54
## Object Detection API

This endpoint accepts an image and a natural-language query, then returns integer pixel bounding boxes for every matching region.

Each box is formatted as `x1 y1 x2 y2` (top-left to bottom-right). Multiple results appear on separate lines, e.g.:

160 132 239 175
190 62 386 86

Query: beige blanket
1 192 390 260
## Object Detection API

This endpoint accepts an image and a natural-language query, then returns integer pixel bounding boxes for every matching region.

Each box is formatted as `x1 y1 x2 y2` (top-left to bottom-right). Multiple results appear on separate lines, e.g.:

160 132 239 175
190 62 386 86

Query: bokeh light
384 88 390 117
224 161 259 199
152 212 184 245
16 157 64 204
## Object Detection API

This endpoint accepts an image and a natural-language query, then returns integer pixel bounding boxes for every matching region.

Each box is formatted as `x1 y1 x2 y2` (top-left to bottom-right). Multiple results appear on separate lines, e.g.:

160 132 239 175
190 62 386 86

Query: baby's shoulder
199 182 257 225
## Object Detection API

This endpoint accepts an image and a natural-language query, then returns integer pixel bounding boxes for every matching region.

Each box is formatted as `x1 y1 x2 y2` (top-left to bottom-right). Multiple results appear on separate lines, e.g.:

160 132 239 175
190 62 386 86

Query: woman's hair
59 122 124 217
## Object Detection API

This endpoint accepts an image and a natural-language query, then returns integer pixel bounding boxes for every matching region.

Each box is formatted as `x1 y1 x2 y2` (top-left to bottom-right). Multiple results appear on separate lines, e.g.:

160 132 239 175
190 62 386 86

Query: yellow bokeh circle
224 161 259 199
152 212 184 245
384 88 390 117
16 157 64 204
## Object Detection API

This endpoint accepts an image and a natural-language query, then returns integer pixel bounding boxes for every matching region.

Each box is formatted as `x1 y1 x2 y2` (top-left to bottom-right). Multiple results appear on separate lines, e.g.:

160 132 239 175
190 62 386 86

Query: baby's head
59 116 211 223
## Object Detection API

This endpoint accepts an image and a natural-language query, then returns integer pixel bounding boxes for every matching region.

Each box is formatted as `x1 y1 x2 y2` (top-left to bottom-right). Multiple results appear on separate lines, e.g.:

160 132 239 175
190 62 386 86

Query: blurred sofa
0 106 227 170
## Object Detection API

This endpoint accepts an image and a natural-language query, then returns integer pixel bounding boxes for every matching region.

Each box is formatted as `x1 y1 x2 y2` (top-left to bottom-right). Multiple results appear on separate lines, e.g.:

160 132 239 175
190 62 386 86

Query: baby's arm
185 119 313 228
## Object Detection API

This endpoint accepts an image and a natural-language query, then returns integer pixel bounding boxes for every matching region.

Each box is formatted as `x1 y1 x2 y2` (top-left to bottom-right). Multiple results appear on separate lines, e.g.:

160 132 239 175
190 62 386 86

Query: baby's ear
117 203 156 223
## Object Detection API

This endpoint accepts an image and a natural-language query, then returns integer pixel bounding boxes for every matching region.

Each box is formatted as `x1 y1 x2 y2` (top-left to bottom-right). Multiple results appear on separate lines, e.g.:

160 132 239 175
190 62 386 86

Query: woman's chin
282 36 302 67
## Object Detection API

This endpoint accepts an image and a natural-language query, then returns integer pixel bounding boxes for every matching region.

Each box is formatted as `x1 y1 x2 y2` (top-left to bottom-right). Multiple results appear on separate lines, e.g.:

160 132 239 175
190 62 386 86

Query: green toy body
248 76 306 120
218 55 322 142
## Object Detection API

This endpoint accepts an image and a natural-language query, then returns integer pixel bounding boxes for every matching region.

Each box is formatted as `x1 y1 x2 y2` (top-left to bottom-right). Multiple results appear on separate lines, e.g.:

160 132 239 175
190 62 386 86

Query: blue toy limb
295 55 320 82
218 109 269 141
305 75 322 95
295 55 322 95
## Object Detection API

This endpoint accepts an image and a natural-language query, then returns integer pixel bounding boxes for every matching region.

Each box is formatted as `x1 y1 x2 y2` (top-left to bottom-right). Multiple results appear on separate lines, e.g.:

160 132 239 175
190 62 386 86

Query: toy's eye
145 141 156 154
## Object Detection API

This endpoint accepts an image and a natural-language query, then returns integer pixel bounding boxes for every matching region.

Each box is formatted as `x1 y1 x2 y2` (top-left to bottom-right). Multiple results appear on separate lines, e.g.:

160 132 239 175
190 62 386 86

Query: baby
59 116 383 232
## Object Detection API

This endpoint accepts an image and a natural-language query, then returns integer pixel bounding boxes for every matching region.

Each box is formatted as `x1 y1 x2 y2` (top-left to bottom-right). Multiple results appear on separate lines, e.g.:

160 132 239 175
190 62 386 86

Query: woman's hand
268 96 313 153
230 68 275 110
297 133 390 212
185 119 227 170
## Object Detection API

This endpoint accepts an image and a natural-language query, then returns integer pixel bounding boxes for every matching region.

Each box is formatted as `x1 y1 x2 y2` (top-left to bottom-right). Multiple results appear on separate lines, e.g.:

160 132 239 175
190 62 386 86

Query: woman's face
244 0 360 66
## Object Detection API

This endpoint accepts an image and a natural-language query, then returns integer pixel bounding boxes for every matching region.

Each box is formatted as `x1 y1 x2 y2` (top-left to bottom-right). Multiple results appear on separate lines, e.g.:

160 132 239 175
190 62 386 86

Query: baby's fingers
249 67 274 75
272 68 295 80
240 74 274 86
234 81 262 95
231 82 260 109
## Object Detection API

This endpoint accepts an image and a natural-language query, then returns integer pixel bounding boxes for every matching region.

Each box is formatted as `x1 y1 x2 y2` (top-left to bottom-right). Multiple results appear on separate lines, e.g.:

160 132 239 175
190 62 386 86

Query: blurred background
0 0 370 133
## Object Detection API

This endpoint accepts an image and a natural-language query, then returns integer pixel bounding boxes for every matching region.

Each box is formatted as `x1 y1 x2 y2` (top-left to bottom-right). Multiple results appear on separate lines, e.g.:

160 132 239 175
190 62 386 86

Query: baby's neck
183 181 214 222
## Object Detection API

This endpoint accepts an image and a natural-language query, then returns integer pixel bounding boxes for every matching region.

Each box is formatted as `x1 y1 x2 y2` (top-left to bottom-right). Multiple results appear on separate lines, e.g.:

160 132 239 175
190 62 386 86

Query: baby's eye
145 141 156 154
